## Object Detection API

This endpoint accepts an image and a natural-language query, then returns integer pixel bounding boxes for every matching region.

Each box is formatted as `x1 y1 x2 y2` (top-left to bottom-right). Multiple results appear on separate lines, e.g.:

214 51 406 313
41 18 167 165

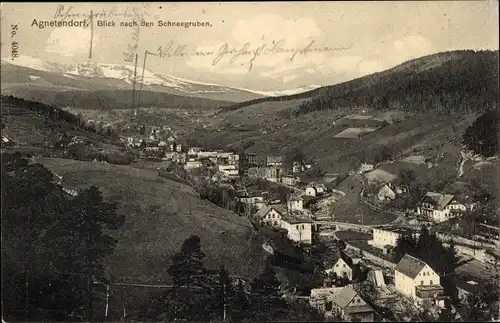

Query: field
38 158 268 282
333 127 378 139
197 106 479 176
401 155 427 165
329 175 399 225
1 104 128 158
347 115 374 120
364 169 398 184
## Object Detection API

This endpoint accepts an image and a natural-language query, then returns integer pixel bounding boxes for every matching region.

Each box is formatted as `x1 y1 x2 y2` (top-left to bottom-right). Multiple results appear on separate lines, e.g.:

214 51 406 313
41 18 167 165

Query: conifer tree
164 235 213 321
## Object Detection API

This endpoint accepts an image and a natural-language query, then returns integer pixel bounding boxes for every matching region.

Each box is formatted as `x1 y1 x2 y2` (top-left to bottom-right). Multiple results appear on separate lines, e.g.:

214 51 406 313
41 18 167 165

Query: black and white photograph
1 1 499 322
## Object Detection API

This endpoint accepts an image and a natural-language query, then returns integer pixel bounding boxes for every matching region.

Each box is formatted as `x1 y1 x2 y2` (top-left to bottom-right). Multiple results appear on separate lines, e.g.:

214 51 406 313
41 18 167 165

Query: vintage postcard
1 1 499 322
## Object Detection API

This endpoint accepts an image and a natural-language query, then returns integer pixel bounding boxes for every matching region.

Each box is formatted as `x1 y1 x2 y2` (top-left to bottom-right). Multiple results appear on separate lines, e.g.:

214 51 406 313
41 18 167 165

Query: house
265 166 282 182
247 167 267 178
238 194 265 207
369 226 420 250
253 205 285 227
292 161 305 173
188 147 202 156
267 156 283 167
377 184 396 201
326 252 354 281
184 160 203 170
395 254 444 306
287 194 304 211
314 183 327 195
240 152 259 167
309 286 344 317
416 192 472 223
331 286 375 322
218 164 239 178
281 175 301 186
305 186 317 197
280 215 313 244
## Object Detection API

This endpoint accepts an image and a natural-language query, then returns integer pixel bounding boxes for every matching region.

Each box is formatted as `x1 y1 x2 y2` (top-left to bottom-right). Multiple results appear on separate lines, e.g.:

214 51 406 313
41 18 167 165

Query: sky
1 1 498 91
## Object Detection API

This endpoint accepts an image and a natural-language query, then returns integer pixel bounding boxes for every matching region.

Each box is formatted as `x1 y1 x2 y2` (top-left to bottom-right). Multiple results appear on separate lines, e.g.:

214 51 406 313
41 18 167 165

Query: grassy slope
38 158 267 281
1 104 126 156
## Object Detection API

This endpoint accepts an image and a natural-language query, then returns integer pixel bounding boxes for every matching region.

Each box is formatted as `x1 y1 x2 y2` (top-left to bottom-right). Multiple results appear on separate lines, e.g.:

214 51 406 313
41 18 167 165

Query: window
420 281 424 285
302 225 305 229
296 225 299 230
343 264 346 268
430 280 433 285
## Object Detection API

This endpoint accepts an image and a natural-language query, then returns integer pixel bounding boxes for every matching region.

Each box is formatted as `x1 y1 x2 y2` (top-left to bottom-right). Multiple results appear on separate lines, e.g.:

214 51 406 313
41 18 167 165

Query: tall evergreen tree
66 185 124 321
245 261 289 321
164 235 213 321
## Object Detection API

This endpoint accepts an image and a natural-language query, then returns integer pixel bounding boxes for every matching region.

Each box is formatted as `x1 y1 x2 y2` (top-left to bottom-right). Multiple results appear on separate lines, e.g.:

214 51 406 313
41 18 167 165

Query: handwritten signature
53 4 150 22
153 39 352 72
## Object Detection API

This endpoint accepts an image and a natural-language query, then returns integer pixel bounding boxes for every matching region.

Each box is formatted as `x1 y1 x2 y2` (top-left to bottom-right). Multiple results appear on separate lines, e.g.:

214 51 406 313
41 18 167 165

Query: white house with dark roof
369 226 420 249
377 184 396 201
416 192 471 223
326 252 355 281
332 286 375 322
305 186 317 197
253 205 285 227
314 183 327 195
280 216 313 244
287 194 304 211
395 254 444 306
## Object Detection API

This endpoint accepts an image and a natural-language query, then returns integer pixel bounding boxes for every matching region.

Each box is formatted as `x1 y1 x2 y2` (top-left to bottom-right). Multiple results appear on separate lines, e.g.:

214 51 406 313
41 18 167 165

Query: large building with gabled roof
395 254 444 306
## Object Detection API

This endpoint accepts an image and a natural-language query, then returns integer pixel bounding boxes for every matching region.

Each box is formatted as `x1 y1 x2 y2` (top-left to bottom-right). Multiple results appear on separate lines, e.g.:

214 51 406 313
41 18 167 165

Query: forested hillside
225 50 498 116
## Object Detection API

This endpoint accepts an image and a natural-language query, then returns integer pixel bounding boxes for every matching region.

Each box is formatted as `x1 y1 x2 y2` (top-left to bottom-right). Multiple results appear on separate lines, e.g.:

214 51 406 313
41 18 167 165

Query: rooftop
281 215 313 224
395 254 431 279
415 285 444 292
374 225 419 235
421 192 455 210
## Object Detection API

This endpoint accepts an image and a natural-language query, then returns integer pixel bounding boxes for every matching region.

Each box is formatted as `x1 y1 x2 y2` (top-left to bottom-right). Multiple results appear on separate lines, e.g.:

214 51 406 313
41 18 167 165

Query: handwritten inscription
53 5 150 22
123 21 140 63
153 39 352 72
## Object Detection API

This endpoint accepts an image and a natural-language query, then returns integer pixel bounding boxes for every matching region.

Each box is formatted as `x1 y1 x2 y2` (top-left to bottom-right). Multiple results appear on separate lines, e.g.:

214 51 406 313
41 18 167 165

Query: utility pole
132 53 139 113
222 281 227 322
138 50 148 107
89 11 94 59
104 284 110 319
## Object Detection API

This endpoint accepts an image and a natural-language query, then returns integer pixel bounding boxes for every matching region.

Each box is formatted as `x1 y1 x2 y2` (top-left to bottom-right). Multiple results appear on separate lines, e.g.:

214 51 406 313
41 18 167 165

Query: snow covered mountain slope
2 56 322 102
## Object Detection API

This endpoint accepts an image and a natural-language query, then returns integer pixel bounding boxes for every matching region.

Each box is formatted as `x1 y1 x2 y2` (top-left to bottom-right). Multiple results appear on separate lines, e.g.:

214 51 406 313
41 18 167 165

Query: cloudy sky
1 1 498 91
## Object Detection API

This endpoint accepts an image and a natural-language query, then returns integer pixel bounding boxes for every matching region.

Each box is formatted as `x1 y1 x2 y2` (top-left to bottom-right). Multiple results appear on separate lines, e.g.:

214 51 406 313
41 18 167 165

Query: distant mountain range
1 55 321 102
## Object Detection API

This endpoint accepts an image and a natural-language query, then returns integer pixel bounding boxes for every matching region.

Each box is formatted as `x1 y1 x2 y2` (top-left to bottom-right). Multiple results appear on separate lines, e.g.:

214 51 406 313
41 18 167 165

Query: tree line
2 151 125 321
462 108 499 157
1 95 120 139
137 234 327 322
294 50 498 117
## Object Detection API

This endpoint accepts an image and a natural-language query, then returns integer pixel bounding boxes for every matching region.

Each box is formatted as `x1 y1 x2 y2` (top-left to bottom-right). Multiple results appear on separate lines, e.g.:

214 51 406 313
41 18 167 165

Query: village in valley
1 2 499 322
119 122 500 322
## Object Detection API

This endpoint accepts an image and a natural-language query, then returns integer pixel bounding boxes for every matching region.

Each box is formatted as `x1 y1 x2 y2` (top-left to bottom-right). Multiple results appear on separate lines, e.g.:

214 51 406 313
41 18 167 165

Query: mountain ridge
224 49 499 114
1 56 323 101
